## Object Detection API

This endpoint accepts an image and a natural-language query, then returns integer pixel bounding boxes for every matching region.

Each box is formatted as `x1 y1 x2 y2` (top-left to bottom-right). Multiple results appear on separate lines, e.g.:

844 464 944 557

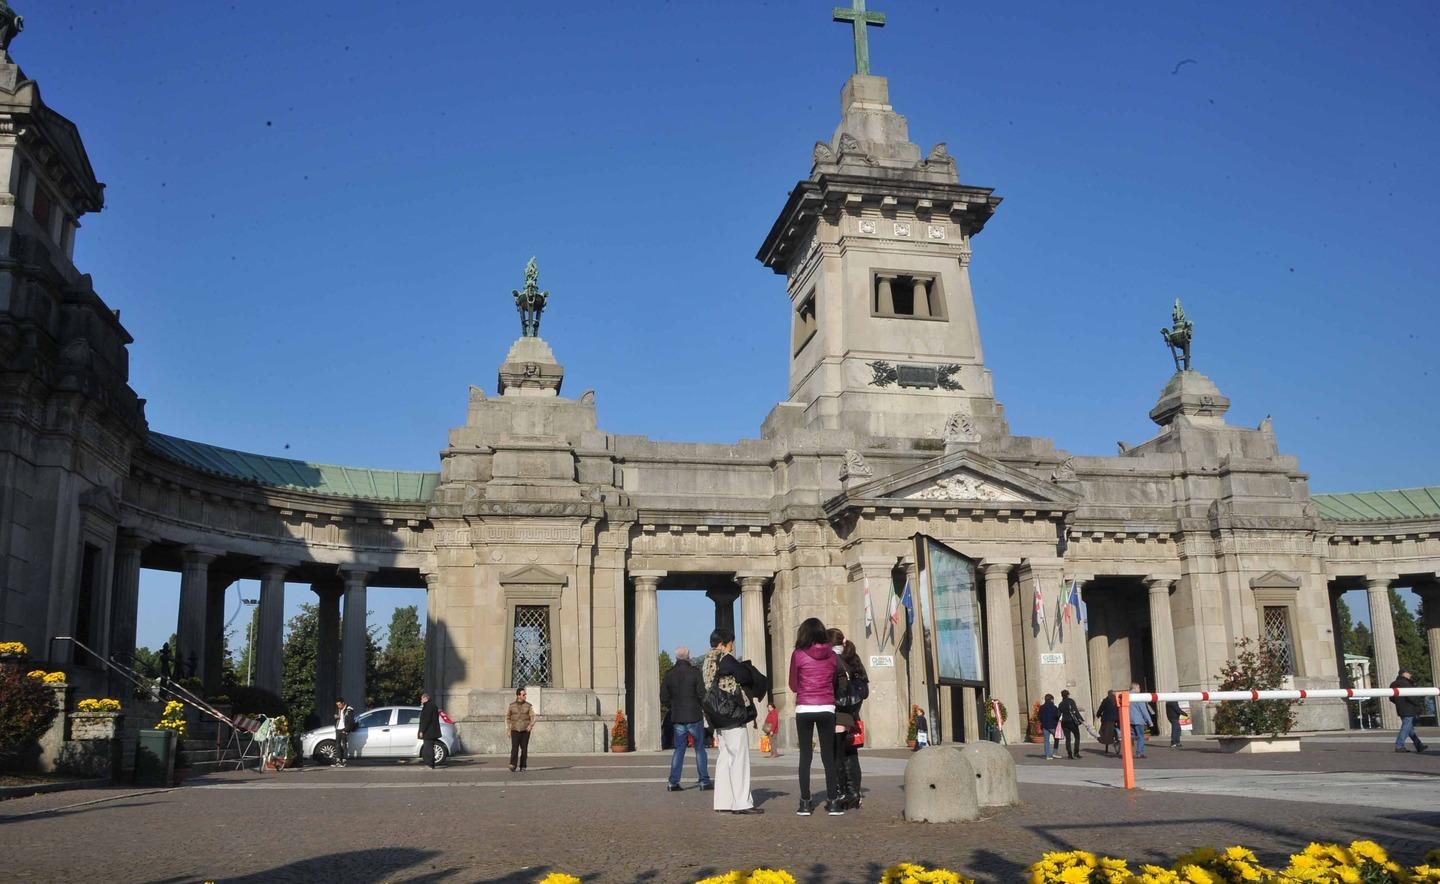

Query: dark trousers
1062 722 1080 757
795 711 838 803
1169 719 1181 746
510 730 531 770
832 732 861 797
421 737 439 767
335 731 349 762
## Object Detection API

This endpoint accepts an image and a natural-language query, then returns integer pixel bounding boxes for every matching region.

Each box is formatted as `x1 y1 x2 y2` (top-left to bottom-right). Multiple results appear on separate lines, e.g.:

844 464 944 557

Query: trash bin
133 728 176 787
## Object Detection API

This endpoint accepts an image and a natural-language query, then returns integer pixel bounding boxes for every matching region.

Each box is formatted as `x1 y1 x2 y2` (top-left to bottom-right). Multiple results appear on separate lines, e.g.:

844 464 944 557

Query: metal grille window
1263 606 1297 675
512 605 552 688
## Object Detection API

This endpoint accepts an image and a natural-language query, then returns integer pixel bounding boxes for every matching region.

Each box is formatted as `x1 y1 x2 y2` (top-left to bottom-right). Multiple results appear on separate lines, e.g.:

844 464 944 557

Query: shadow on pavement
0 798 161 826
159 848 457 883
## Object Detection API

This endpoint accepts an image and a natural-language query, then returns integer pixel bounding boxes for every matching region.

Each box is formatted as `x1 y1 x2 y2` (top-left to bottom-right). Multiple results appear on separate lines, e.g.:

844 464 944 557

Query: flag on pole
900 578 914 626
1032 578 1045 628
887 585 901 626
1066 580 1082 625
863 579 876 639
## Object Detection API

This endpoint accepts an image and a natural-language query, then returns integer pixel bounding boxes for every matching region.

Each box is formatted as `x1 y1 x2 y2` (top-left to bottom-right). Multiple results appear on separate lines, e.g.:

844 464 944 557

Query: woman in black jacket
1057 689 1083 759
827 629 868 809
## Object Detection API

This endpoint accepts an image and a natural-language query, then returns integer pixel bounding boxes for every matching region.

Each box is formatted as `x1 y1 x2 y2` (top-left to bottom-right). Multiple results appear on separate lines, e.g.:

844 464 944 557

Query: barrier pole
1118 690 1135 790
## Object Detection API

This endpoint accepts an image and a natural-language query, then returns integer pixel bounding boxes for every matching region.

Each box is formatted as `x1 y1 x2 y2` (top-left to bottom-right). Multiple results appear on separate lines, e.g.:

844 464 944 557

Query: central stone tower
757 67 1006 439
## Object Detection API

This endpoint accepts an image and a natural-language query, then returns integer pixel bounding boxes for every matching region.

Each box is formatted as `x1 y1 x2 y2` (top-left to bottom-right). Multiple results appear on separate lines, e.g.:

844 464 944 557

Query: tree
657 650 674 717
1213 638 1296 737
281 603 319 732
1391 589 1432 686
370 606 424 706
234 606 260 686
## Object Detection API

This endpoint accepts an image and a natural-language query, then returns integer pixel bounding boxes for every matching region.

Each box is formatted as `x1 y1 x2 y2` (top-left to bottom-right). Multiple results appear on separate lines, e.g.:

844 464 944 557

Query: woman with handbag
828 629 869 810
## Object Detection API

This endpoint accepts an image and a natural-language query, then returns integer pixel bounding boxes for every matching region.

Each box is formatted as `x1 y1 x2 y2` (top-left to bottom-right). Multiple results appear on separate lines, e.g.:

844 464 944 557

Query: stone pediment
1249 570 1300 591
824 450 1079 517
498 565 568 587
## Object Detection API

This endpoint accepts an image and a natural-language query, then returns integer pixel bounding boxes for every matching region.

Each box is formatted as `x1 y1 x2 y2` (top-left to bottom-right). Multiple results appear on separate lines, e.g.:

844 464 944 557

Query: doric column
176 546 220 682
313 579 342 718
1086 593 1111 700
981 561 1021 741
340 565 375 711
1418 585 1440 704
901 555 933 742
912 276 931 317
631 571 665 752
255 561 292 695
205 572 235 692
1366 575 1401 729
736 573 769 670
423 571 440 695
708 586 740 635
1146 576 1180 693
108 532 152 673
876 274 896 314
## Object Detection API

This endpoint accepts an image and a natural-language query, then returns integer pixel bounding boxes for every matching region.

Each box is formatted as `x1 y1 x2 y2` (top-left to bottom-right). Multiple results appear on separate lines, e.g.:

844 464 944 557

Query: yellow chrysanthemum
0 641 29 655
1348 841 1389 865
26 669 46 679
537 875 580 884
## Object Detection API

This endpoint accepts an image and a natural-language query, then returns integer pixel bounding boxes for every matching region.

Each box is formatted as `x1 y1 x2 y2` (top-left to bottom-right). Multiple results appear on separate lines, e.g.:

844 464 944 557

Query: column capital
260 560 300 581
422 571 441 589
116 529 156 553
1366 574 1398 592
182 545 223 566
979 559 1018 576
1145 575 1179 592
630 570 665 591
734 571 770 592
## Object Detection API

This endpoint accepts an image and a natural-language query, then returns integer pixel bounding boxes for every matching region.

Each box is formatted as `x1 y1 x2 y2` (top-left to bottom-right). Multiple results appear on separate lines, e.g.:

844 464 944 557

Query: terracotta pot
610 745 631 753
906 740 917 749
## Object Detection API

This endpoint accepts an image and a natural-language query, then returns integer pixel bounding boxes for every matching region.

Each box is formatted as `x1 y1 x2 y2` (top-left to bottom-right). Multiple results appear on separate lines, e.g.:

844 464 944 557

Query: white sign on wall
1040 652 1065 665
869 655 895 668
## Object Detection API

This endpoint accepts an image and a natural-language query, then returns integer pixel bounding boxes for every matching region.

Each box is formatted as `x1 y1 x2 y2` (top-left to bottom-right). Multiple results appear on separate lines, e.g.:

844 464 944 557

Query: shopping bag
759 734 771 753
850 719 866 748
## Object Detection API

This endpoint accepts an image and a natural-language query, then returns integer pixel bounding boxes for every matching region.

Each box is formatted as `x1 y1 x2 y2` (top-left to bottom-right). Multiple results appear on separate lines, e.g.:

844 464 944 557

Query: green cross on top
833 0 886 76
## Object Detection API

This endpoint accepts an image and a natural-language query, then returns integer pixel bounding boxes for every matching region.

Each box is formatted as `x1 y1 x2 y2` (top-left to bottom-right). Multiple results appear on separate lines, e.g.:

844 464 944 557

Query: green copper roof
1313 487 1440 523
147 432 439 503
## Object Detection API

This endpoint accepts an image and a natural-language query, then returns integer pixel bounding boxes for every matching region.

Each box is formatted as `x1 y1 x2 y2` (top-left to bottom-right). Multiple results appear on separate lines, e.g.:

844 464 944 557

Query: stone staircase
180 706 245 775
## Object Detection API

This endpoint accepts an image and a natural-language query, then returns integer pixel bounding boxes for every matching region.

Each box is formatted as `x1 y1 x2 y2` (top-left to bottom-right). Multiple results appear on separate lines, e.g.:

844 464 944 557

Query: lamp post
241 598 259 685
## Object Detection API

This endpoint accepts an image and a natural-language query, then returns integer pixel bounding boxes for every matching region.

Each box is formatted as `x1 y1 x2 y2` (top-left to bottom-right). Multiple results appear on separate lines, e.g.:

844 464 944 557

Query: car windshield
396 709 420 725
355 709 390 728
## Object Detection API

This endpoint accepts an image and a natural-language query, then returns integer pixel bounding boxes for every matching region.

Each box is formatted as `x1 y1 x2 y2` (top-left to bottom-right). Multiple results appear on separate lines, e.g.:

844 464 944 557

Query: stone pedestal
497 336 564 397
454 688 606 754
36 684 71 773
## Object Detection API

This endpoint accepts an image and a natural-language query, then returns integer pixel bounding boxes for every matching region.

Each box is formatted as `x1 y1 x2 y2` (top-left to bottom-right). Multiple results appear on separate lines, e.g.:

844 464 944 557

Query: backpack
703 672 750 727
342 707 357 732
835 665 869 708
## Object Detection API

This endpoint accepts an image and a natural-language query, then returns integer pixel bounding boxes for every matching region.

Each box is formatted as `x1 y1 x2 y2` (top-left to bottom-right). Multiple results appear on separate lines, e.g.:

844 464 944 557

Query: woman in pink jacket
788 616 842 816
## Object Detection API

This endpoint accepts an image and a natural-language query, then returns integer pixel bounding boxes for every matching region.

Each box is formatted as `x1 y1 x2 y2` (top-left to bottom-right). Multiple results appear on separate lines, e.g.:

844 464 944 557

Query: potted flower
984 698 1007 743
1027 700 1044 744
0 640 28 669
1212 638 1299 753
610 710 630 753
154 700 191 782
71 697 123 740
905 706 918 749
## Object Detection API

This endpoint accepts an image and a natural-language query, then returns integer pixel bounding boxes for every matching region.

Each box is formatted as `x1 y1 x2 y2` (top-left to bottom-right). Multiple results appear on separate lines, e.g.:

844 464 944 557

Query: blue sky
18 2 1435 653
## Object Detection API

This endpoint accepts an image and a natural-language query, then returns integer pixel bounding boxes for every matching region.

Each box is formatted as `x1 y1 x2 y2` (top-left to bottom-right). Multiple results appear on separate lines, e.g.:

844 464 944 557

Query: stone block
903 746 979 823
958 741 1019 807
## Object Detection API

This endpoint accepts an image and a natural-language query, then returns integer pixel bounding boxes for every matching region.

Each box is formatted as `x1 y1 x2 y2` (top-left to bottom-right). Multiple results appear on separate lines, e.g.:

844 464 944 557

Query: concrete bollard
959 741 1019 807
903 746 979 822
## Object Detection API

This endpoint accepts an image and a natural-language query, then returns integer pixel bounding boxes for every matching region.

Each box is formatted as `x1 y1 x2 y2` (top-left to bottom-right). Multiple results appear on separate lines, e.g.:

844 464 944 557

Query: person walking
914 709 929 749
506 687 536 771
762 703 782 757
1057 689 1083 759
700 627 763 814
1128 683 1153 758
828 630 868 809
417 691 443 769
333 697 356 767
789 617 841 816
1096 690 1119 756
660 646 712 791
1037 694 1062 760
1166 700 1184 749
1390 669 1428 753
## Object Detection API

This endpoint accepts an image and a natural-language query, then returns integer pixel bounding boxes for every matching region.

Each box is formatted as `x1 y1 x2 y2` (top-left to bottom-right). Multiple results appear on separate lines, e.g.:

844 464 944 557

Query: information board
917 536 985 686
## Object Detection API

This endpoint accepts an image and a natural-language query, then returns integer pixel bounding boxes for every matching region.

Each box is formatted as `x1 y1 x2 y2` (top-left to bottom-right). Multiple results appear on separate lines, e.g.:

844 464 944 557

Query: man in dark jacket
1166 701 1184 749
417 691 443 769
1390 669 1428 753
1057 689 1083 759
660 646 711 791
1037 694 1062 760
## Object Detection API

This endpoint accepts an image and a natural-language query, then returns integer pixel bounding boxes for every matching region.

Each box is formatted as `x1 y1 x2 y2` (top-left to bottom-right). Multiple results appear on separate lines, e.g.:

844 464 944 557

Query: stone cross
833 0 886 77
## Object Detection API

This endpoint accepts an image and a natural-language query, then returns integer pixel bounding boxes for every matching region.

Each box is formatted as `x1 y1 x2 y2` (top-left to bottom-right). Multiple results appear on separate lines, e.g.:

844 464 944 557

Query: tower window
792 291 818 354
873 273 947 320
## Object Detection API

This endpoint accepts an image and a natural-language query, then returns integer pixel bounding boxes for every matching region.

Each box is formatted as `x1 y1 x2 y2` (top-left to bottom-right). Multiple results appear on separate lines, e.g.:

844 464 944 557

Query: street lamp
241 598 259 685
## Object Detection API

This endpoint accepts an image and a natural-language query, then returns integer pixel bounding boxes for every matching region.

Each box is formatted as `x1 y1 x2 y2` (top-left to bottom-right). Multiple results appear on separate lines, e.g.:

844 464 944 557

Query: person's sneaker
666 783 683 792
1417 743 1429 753
1395 747 1410 753
697 782 714 791
825 800 845 816
796 799 812 816
509 764 516 771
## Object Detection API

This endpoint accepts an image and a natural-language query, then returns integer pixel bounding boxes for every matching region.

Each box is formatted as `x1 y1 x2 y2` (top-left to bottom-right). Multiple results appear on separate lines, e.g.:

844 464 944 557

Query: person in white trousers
700 627 763 815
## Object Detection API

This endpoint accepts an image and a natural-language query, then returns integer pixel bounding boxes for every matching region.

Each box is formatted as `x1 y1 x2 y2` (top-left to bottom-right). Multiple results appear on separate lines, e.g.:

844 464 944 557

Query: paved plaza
2 735 1436 883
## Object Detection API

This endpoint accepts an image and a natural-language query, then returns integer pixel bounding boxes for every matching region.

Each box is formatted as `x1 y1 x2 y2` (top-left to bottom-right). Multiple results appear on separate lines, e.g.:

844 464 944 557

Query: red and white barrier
1116 687 1440 789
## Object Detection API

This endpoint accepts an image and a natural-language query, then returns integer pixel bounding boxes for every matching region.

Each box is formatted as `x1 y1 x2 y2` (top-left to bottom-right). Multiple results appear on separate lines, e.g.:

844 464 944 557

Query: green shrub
1212 637 1297 737
0 667 59 770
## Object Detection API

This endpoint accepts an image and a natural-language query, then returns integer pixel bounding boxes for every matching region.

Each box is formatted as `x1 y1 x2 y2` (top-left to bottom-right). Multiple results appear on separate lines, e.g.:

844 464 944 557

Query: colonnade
1347 575 1440 730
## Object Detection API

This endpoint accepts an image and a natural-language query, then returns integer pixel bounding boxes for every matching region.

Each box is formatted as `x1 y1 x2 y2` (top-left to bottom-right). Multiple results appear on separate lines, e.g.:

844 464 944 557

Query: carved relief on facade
903 472 1022 502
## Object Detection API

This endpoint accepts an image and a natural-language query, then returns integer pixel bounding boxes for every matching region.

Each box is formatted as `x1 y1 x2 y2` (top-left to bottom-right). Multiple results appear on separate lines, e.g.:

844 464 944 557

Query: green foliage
1212 638 1297 737
1390 589 1431 686
281 603 319 733
225 685 287 719
370 606 424 706
0 668 58 770
657 651 674 716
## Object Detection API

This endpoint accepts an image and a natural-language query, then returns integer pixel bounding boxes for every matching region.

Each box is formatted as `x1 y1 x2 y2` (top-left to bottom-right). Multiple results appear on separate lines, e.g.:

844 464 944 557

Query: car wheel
430 742 449 766
314 739 339 765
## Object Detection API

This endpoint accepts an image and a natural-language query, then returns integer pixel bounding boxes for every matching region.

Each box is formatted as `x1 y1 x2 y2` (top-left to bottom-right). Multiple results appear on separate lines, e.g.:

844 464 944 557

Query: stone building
2 15 1438 754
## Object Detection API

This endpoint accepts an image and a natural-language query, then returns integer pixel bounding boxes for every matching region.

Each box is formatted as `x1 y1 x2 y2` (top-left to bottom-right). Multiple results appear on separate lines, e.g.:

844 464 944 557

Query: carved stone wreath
868 360 898 387
937 364 963 391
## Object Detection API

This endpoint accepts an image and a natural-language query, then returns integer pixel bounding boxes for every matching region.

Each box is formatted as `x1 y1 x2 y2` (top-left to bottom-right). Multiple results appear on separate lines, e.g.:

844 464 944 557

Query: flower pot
906 740 917 749
70 712 123 741
133 728 176 787
1216 735 1301 754
0 652 26 669
610 745 631 753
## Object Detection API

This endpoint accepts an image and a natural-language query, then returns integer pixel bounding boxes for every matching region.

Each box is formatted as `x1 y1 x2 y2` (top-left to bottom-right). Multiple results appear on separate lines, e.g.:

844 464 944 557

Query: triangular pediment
1249 570 1300 591
825 449 1080 517
498 564 568 587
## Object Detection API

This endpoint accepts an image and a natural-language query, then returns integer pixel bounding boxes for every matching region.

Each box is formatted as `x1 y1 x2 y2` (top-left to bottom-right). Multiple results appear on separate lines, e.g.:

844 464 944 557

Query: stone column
707 586 740 636
313 580 342 719
1418 585 1440 702
423 572 440 695
340 565 375 710
981 561 1021 741
1367 575 1401 729
876 274 896 314
176 546 220 682
901 556 933 743
1146 576 1180 693
108 532 151 676
736 573 769 670
631 571 665 752
204 572 234 692
255 562 291 695
912 276 931 317
1086 594 1111 702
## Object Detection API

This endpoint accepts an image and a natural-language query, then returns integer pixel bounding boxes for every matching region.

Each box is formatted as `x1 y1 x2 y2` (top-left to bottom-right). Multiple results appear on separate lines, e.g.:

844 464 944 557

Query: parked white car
301 706 457 765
